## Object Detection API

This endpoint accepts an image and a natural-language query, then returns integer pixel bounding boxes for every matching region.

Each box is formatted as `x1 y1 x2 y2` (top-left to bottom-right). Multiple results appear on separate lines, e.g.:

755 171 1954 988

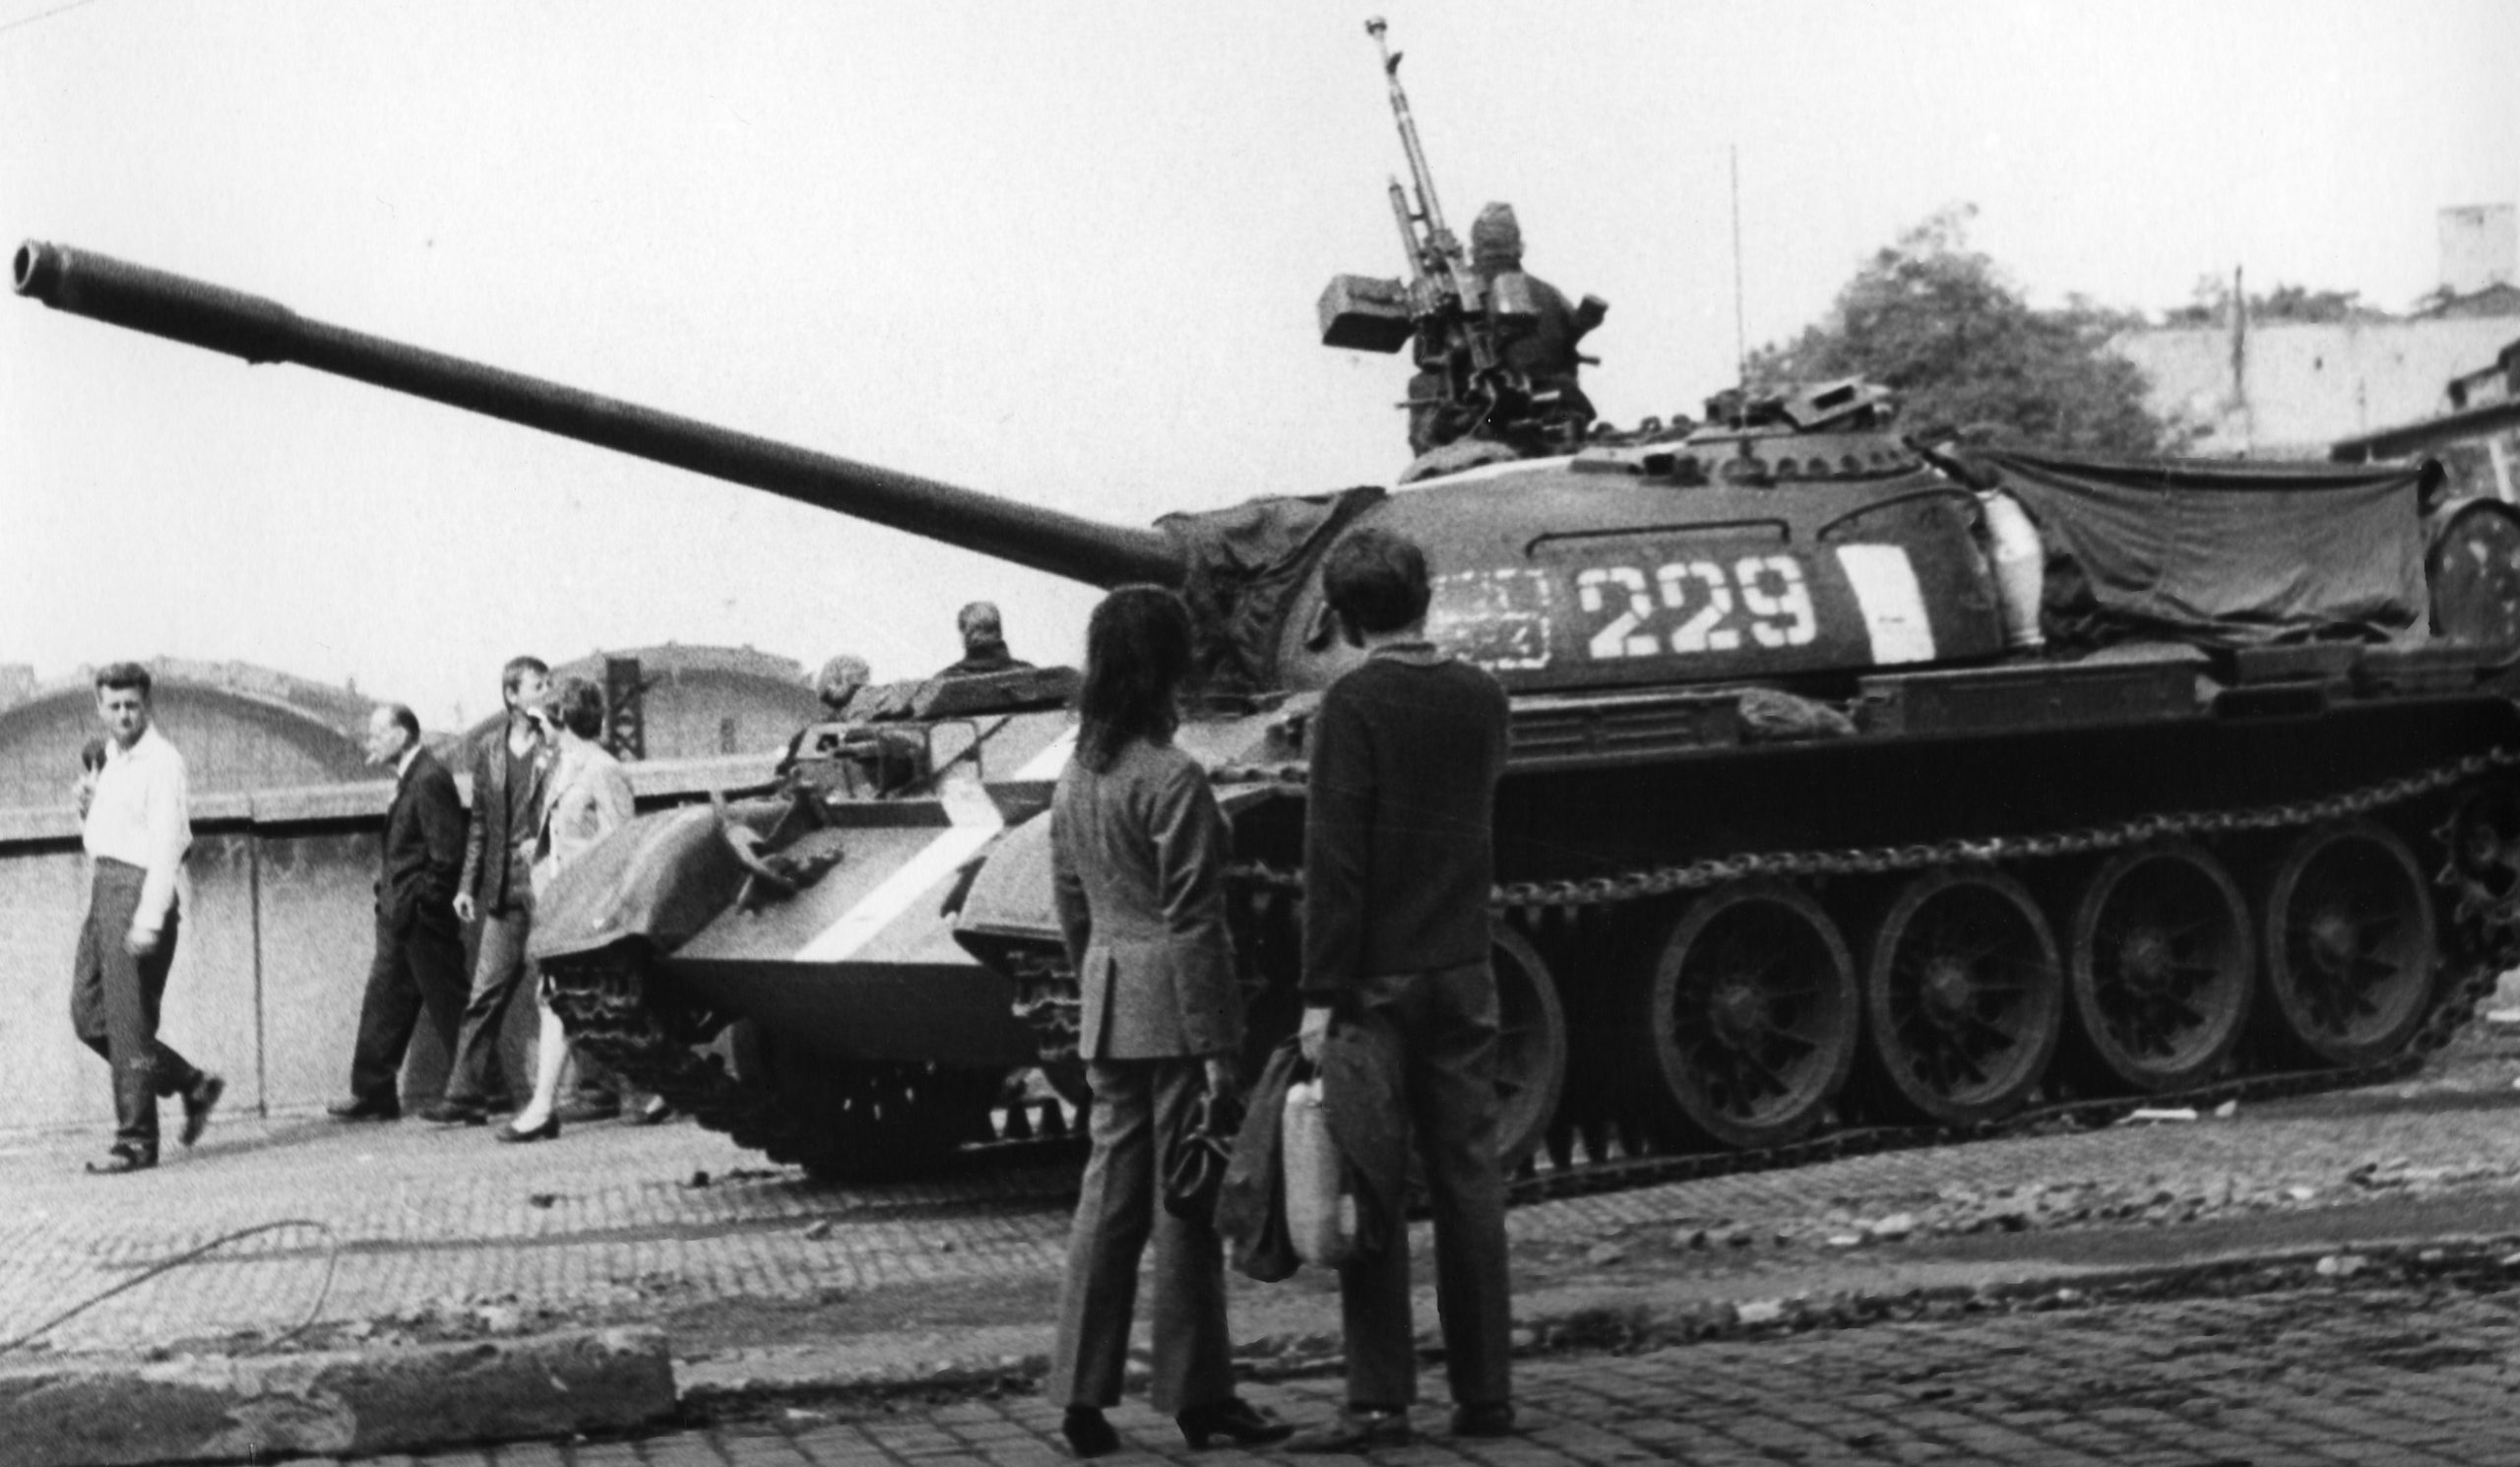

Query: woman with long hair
494 675 634 1144
1045 586 1288 1457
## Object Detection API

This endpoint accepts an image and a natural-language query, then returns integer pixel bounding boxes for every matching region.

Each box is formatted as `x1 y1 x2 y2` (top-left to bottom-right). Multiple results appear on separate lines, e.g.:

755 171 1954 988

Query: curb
0 1325 673 1467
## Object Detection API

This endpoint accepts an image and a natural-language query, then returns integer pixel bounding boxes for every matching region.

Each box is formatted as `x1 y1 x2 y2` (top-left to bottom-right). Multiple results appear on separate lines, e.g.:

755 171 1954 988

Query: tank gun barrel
12 240 1181 590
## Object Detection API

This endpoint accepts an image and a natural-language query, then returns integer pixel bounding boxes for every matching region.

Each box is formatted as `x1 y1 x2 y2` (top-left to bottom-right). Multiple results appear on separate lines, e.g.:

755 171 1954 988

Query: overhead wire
0 0 108 40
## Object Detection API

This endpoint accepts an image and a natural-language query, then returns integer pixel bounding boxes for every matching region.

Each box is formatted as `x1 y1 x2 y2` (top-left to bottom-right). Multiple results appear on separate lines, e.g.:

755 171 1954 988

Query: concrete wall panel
0 844 111 1129
157 832 267 1117
0 755 774 1135
253 828 386 1115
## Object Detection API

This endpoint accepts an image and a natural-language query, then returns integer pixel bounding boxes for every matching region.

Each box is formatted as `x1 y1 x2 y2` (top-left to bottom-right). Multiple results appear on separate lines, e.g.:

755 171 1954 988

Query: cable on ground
0 1218 340 1354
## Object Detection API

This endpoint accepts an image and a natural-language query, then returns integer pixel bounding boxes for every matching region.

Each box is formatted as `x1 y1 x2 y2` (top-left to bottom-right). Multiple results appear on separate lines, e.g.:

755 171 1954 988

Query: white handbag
1281 1076 1357 1268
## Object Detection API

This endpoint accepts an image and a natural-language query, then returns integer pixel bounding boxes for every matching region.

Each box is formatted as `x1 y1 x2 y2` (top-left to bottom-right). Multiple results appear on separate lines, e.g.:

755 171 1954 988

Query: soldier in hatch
1409 203 1604 456
937 602 1035 678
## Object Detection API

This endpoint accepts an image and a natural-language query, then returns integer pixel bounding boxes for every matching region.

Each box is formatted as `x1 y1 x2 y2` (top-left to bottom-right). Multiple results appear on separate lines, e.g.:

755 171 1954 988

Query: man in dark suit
328 704 470 1120
428 655 551 1124
1290 527 1517 1452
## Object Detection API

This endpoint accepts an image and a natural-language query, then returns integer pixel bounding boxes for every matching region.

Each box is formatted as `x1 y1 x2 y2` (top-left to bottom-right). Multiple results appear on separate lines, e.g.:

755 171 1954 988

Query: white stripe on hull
794 780 1010 964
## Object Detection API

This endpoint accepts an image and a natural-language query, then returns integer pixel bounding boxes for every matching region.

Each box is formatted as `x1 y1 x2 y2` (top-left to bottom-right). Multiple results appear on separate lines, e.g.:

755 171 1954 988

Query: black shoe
1450 1401 1516 1437
419 1099 487 1126
496 1114 560 1143
179 1074 224 1147
1179 1397 1293 1450
85 1147 156 1176
626 1096 675 1126
1287 1407 1411 1453
326 1099 401 1122
556 1097 621 1124
1060 1405 1119 1459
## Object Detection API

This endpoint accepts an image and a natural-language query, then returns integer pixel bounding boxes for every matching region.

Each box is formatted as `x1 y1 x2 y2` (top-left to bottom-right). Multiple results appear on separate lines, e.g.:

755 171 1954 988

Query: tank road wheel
2437 785 2520 928
1620 882 1858 1151
1488 924 1569 1175
1862 869 2064 1126
2066 842 2254 1093
757 1037 1006 1182
2257 821 2437 1068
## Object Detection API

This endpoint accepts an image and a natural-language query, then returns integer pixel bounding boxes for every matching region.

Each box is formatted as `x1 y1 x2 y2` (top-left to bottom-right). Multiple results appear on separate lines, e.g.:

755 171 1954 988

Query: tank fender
949 775 1290 956
951 809 1059 948
529 803 757 964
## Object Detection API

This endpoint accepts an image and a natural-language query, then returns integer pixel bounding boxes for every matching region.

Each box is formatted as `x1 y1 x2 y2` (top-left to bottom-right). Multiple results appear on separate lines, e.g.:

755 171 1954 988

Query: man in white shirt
72 663 221 1175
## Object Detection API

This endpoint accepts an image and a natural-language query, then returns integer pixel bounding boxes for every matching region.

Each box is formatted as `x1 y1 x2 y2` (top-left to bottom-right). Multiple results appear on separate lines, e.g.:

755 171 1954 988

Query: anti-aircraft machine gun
1320 18 1608 462
20 24 2520 1185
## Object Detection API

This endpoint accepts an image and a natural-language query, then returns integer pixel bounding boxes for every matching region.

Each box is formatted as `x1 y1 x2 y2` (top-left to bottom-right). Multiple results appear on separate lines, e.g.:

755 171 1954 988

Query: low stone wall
0 755 776 1135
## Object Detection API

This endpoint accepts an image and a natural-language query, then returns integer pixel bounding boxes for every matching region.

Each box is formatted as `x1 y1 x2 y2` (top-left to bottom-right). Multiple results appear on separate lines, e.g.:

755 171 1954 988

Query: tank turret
13 239 2014 705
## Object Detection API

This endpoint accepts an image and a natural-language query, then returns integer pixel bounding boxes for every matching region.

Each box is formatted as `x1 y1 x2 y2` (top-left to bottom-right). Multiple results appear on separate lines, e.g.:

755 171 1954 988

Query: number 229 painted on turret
1577 556 1817 659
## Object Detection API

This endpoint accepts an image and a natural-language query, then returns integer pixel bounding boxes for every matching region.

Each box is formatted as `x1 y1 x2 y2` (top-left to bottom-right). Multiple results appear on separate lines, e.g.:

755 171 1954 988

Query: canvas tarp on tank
1975 449 2431 649
1158 486 1386 689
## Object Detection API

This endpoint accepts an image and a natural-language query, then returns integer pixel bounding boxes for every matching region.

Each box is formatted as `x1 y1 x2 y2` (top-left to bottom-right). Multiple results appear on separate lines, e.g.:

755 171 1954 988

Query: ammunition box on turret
1317 273 1414 352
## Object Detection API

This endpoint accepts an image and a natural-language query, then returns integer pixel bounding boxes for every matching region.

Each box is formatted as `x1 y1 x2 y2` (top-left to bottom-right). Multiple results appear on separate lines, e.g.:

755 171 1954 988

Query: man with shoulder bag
1287 527 1517 1452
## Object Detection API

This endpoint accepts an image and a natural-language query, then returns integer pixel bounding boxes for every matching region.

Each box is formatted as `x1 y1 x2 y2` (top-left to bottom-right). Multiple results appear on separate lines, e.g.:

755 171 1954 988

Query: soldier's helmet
1471 202 1523 268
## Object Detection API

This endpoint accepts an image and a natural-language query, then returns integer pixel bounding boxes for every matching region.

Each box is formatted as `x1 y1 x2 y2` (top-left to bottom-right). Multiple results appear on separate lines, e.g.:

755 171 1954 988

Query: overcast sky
5 1 2515 728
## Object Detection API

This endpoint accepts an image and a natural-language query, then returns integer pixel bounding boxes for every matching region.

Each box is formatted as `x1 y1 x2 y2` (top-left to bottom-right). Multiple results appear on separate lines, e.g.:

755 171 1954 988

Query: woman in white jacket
496 675 634 1143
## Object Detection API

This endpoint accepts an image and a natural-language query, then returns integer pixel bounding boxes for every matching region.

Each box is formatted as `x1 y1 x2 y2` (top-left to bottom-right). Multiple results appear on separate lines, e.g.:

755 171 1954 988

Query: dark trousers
1048 1056 1236 1416
347 905 469 1111
70 860 202 1154
1339 960 1514 1411
441 900 532 1109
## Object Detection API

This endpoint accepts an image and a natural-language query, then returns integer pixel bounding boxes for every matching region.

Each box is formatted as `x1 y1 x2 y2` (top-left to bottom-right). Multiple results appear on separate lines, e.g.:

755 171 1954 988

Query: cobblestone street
12 1028 2520 1463
405 1273 2520 1466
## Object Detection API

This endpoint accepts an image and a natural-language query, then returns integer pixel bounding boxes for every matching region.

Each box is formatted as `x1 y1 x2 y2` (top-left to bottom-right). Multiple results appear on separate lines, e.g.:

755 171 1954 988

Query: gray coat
1050 737 1241 1061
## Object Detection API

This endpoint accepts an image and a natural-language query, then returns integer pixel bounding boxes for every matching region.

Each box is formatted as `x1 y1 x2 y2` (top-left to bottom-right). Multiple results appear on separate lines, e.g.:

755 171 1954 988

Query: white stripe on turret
1014 726 1080 780
1834 545 1937 664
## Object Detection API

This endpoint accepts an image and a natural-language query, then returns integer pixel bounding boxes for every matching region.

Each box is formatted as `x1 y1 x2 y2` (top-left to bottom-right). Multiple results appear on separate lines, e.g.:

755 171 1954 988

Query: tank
21 201 2520 1180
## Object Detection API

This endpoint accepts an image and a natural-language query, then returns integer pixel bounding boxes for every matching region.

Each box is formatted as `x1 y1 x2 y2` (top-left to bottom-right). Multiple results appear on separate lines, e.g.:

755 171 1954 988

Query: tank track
548 748 2520 1193
539 953 1058 1180
539 953 828 1169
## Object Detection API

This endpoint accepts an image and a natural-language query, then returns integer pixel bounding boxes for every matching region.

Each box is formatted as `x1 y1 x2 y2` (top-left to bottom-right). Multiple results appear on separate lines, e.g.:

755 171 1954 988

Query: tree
1748 206 2174 455
2165 274 2380 326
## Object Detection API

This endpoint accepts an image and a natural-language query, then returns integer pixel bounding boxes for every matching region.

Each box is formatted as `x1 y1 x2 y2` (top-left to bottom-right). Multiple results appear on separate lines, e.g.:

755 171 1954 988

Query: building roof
545 643 808 685
13 657 377 735
2415 283 2520 321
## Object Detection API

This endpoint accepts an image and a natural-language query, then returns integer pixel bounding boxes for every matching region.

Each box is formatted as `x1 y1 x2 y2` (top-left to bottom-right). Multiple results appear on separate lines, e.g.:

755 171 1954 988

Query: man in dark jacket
1289 527 1516 1451
328 705 470 1120
428 655 552 1124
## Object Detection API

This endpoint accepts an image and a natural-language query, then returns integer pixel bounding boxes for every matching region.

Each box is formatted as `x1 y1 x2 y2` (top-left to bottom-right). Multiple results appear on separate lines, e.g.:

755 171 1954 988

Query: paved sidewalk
15 1028 2520 1361
9 1031 2520 1358
12 1032 2520 1463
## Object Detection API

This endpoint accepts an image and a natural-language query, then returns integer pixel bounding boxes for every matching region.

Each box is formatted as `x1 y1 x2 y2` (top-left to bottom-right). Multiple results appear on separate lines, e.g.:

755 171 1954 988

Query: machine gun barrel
12 240 1181 590
1386 178 1427 284
1366 17 1452 261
